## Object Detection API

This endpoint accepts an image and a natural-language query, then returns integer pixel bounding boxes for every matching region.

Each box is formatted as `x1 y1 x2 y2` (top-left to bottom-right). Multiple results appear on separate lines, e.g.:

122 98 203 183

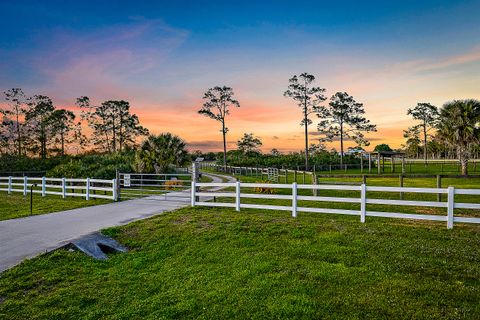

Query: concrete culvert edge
70 232 128 260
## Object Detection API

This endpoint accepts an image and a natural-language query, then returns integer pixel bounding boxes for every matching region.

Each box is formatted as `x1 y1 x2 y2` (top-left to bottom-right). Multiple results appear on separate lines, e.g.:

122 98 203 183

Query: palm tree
135 133 188 173
437 99 480 175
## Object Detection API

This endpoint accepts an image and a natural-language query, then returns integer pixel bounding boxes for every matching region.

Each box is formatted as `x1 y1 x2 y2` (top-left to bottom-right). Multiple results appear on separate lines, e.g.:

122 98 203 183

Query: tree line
399 100 480 175
198 73 377 171
0 88 148 158
198 74 480 175
198 73 376 170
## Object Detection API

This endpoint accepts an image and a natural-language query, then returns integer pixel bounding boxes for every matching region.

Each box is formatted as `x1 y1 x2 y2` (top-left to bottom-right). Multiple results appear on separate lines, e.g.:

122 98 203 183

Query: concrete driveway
0 173 234 273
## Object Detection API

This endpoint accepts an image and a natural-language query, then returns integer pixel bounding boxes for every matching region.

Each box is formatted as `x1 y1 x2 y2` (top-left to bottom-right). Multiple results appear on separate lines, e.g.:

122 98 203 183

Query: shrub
253 181 276 194
165 179 183 190
46 152 135 178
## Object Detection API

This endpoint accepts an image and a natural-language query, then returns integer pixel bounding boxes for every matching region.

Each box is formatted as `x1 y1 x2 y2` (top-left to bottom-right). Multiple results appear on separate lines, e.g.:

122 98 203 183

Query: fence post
42 176 46 197
360 184 367 223
62 177 66 198
8 176 12 194
368 153 372 173
86 178 90 200
447 186 454 229
191 181 196 207
437 175 442 202
292 182 297 218
235 181 241 211
399 174 404 200
23 176 27 196
115 170 121 201
112 178 117 201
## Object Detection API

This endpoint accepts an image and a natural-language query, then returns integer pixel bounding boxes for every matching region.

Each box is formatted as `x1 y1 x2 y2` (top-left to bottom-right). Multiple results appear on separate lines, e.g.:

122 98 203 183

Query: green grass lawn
0 207 479 319
311 161 480 175
211 161 480 179
0 193 111 221
199 174 480 229
215 167 480 188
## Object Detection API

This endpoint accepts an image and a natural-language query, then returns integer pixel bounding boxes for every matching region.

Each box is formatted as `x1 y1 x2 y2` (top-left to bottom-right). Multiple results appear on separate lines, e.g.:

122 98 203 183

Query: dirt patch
196 219 213 231
173 216 191 225
0 296 6 304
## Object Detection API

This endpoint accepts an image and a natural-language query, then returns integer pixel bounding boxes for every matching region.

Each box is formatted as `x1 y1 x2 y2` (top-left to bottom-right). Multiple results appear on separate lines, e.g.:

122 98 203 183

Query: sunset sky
1 1 480 153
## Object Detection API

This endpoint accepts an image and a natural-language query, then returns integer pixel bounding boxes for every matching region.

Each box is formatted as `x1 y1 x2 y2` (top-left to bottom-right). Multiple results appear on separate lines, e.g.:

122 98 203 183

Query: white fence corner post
23 176 27 196
112 178 117 201
62 177 66 199
292 182 297 218
86 178 90 200
447 186 454 229
360 184 367 223
191 181 196 207
8 176 12 194
42 176 46 197
235 181 241 211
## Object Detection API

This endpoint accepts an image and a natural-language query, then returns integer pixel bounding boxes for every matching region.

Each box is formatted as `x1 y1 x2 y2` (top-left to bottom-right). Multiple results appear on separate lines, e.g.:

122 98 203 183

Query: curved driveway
0 173 234 273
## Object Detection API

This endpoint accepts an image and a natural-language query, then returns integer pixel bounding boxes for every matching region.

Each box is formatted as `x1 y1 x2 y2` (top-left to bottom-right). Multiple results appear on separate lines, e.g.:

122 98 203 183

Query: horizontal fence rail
0 176 117 201
118 172 192 200
191 181 480 229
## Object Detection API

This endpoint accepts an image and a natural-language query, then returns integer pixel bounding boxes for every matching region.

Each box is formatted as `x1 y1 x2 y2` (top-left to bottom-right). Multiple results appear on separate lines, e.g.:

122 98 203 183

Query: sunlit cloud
25 18 189 103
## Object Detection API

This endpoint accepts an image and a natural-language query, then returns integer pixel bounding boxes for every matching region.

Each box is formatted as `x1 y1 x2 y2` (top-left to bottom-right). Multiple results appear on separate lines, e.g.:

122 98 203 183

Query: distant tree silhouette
50 109 77 156
270 148 281 156
237 133 262 154
77 97 148 153
198 86 240 169
402 126 422 158
1 88 27 156
407 102 438 165
317 92 376 167
284 73 326 170
25 95 55 159
374 144 392 152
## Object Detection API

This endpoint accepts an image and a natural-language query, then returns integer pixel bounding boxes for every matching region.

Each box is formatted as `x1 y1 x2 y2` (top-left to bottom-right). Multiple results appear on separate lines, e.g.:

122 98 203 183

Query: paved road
0 173 234 273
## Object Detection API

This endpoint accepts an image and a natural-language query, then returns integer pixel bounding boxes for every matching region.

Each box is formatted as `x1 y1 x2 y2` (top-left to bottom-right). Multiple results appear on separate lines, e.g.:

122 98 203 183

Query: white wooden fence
191 181 480 229
0 176 117 200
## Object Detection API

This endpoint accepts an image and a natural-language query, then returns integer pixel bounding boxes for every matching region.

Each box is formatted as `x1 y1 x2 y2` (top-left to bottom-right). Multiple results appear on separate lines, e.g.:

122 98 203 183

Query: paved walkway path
0 173 234 273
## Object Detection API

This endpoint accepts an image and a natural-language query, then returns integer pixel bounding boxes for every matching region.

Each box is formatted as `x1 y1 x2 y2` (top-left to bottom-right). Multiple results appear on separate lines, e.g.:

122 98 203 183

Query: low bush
254 181 276 194
165 179 183 190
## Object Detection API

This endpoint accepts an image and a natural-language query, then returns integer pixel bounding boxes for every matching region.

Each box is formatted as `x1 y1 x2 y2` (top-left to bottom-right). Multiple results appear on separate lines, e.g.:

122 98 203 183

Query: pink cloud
31 19 188 104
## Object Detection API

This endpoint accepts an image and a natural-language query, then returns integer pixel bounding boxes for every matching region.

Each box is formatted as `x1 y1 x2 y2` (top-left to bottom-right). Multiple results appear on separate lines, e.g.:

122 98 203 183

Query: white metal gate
118 172 192 202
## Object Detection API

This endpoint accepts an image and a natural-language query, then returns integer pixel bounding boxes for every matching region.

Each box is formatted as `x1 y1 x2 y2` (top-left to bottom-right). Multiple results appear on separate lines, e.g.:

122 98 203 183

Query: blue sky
1 0 480 151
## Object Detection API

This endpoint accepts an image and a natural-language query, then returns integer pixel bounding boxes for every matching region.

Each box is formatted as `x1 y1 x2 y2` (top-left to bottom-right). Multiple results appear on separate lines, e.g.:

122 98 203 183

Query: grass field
0 206 479 319
0 193 111 221
210 174 480 222
215 161 480 177
249 170 480 185
317 161 480 175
